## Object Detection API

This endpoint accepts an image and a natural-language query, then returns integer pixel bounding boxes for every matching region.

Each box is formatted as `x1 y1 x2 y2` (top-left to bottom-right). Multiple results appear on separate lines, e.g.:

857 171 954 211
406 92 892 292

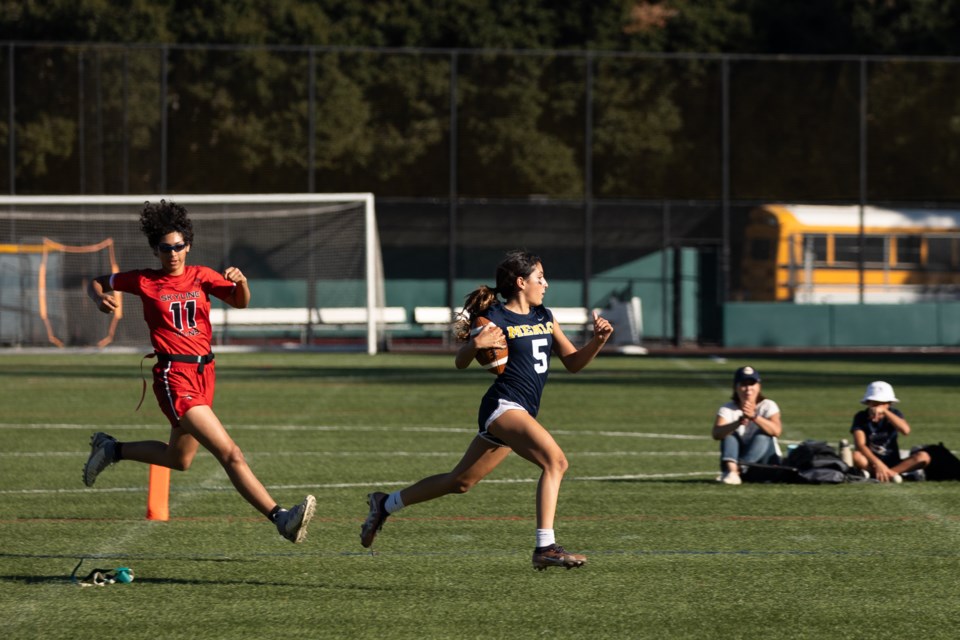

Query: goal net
0 194 386 354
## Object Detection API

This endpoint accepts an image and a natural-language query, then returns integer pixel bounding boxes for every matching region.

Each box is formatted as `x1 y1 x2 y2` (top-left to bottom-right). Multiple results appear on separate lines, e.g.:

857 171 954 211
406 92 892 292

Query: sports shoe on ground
275 495 317 543
718 470 742 485
532 544 587 571
83 432 118 487
902 469 926 482
360 492 389 548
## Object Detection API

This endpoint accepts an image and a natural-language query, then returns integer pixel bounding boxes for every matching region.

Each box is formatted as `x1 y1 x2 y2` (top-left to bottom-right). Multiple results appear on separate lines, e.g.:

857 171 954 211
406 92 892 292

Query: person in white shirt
712 366 783 485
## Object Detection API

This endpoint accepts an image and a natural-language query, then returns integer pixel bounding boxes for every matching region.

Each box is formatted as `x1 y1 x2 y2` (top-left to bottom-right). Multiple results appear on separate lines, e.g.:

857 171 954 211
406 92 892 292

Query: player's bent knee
448 475 479 494
170 456 192 472
542 455 569 476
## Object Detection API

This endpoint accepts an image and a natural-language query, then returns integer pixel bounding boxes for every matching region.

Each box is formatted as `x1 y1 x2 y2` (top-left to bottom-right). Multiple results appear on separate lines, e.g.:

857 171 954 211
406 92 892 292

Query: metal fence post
583 50 594 313
7 43 14 195
447 51 458 312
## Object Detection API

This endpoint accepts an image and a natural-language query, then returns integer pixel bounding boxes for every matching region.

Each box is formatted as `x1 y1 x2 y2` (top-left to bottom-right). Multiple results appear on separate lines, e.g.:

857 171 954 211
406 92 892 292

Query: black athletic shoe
83 432 117 487
360 492 389 548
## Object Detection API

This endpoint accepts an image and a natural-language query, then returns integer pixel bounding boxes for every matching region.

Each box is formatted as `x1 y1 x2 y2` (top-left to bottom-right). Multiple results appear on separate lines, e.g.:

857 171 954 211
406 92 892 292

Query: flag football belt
71 559 135 587
135 352 215 410
156 352 215 372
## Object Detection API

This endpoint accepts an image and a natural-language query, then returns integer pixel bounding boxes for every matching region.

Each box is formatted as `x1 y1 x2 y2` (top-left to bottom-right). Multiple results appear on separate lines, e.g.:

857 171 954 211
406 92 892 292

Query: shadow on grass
599 477 717 484
6 353 960 391
0 574 387 590
0 552 246 562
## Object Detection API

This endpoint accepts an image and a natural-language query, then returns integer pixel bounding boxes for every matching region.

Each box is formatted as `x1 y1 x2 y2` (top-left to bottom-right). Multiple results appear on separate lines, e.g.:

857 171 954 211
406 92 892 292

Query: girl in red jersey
84 200 315 543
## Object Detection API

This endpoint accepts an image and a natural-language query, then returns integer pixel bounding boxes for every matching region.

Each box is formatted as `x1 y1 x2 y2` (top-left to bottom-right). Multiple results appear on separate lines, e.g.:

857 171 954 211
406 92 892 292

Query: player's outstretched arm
555 311 613 373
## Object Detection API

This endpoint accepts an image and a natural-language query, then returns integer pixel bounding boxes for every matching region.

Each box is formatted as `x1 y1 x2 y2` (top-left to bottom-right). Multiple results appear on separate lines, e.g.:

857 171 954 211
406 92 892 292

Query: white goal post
0 193 386 354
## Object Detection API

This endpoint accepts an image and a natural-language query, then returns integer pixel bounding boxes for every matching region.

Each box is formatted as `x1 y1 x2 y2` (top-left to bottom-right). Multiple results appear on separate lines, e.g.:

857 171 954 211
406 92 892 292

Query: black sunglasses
157 242 187 253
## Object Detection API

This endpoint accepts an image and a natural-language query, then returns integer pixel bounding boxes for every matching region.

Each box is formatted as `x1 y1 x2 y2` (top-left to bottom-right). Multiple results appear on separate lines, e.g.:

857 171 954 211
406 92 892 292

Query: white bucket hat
861 381 898 404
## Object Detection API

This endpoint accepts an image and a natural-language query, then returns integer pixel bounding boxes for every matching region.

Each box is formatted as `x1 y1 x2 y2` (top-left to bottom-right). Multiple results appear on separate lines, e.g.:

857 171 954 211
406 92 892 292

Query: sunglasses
157 242 187 253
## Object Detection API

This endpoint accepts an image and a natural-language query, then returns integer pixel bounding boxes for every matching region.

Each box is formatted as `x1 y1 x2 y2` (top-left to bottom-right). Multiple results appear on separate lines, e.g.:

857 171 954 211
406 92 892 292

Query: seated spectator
850 381 930 483
712 366 783 485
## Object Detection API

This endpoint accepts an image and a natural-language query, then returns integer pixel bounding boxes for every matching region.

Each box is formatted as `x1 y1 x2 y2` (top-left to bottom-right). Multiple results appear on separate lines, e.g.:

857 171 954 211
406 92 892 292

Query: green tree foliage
745 0 960 56
0 0 172 41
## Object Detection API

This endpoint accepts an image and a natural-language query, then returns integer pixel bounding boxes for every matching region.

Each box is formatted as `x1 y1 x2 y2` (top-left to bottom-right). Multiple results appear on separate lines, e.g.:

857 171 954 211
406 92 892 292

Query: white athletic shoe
276 495 317 543
719 470 742 485
83 432 117 487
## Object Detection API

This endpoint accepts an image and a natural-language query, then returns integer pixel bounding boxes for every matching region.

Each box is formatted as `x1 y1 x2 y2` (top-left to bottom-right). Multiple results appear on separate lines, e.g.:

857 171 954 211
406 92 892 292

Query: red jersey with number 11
111 265 236 356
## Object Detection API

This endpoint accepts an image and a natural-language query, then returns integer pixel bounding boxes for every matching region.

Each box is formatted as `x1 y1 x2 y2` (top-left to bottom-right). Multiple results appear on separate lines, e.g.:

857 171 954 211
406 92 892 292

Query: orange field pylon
146 464 170 521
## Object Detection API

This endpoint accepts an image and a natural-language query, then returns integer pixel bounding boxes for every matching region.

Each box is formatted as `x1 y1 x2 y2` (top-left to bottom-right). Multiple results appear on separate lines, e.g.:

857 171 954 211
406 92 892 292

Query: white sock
384 491 404 514
536 528 555 549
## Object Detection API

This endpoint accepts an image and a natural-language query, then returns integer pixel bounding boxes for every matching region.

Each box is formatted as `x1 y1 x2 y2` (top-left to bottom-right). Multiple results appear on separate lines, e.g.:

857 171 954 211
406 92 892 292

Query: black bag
797 465 852 485
748 440 867 484
920 443 960 481
741 463 803 484
784 440 838 469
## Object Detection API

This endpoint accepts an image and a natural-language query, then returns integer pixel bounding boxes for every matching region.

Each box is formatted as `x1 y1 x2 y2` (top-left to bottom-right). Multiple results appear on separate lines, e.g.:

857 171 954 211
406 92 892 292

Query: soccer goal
0 193 387 354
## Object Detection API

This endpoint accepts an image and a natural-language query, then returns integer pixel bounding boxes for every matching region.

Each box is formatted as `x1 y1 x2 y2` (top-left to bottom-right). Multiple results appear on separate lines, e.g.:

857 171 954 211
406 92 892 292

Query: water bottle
839 438 853 467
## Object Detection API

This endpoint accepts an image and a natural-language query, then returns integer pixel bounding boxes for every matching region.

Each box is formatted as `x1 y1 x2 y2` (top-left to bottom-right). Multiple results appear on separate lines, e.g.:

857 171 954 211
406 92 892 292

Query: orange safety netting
39 237 122 348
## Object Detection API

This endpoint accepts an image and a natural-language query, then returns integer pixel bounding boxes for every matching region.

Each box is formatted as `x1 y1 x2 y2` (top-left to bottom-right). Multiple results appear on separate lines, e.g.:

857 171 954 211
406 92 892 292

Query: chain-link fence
2 43 959 342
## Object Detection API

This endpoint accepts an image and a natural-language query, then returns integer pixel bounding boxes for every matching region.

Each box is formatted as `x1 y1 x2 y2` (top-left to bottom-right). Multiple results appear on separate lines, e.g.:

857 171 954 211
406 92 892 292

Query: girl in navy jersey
84 200 315 543
361 250 613 570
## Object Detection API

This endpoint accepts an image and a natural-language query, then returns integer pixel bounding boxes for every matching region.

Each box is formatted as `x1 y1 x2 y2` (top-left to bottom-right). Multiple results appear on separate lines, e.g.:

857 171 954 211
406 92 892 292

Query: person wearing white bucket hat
850 381 930 482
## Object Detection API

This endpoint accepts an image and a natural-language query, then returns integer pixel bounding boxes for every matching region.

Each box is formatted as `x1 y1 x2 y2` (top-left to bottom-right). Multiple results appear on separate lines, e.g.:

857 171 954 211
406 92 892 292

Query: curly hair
139 200 194 249
452 250 542 341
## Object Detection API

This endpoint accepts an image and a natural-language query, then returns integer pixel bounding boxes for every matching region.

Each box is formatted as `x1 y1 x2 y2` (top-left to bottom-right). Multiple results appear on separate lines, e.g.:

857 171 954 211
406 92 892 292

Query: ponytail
453 285 499 342
451 250 541 342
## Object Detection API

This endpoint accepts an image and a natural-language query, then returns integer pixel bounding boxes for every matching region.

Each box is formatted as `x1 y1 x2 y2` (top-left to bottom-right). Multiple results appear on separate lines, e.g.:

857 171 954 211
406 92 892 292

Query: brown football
471 316 508 375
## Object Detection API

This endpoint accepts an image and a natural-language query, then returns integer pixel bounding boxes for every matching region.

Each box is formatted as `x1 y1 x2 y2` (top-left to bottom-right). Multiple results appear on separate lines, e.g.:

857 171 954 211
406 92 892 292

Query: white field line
0 471 716 496
0 450 715 458
0 422 711 440
0 422 718 497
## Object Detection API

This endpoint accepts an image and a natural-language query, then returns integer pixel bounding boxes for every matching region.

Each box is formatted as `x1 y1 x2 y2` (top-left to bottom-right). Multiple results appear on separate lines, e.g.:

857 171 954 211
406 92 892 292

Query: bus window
800 234 828 263
834 234 886 265
926 237 956 269
896 236 921 266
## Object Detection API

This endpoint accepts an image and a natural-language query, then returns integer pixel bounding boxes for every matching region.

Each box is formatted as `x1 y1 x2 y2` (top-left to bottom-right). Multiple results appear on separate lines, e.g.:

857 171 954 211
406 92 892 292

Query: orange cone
146 464 170 521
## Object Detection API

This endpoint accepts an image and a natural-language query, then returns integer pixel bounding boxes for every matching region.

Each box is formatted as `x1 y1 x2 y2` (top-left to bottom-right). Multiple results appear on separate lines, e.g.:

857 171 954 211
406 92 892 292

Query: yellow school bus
741 204 960 303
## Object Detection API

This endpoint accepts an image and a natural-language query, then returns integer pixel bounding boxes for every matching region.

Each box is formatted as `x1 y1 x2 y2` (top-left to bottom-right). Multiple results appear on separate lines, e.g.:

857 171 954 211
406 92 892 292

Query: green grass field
3 351 960 639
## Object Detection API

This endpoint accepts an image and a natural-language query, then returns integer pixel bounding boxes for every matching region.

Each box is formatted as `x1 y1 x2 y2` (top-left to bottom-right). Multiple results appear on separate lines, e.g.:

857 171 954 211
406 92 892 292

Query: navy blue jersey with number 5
480 302 555 417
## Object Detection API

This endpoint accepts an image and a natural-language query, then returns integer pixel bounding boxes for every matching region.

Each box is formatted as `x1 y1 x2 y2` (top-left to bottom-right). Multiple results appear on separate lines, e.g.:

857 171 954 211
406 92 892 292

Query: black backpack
920 443 960 481
743 440 865 484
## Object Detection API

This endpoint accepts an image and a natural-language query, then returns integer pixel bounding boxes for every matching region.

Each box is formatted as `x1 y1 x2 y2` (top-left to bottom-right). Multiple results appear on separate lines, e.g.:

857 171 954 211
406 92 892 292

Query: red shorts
152 360 216 428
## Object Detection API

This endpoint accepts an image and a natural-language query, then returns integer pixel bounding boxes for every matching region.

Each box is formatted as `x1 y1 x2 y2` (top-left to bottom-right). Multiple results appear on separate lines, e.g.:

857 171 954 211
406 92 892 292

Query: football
470 316 508 375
